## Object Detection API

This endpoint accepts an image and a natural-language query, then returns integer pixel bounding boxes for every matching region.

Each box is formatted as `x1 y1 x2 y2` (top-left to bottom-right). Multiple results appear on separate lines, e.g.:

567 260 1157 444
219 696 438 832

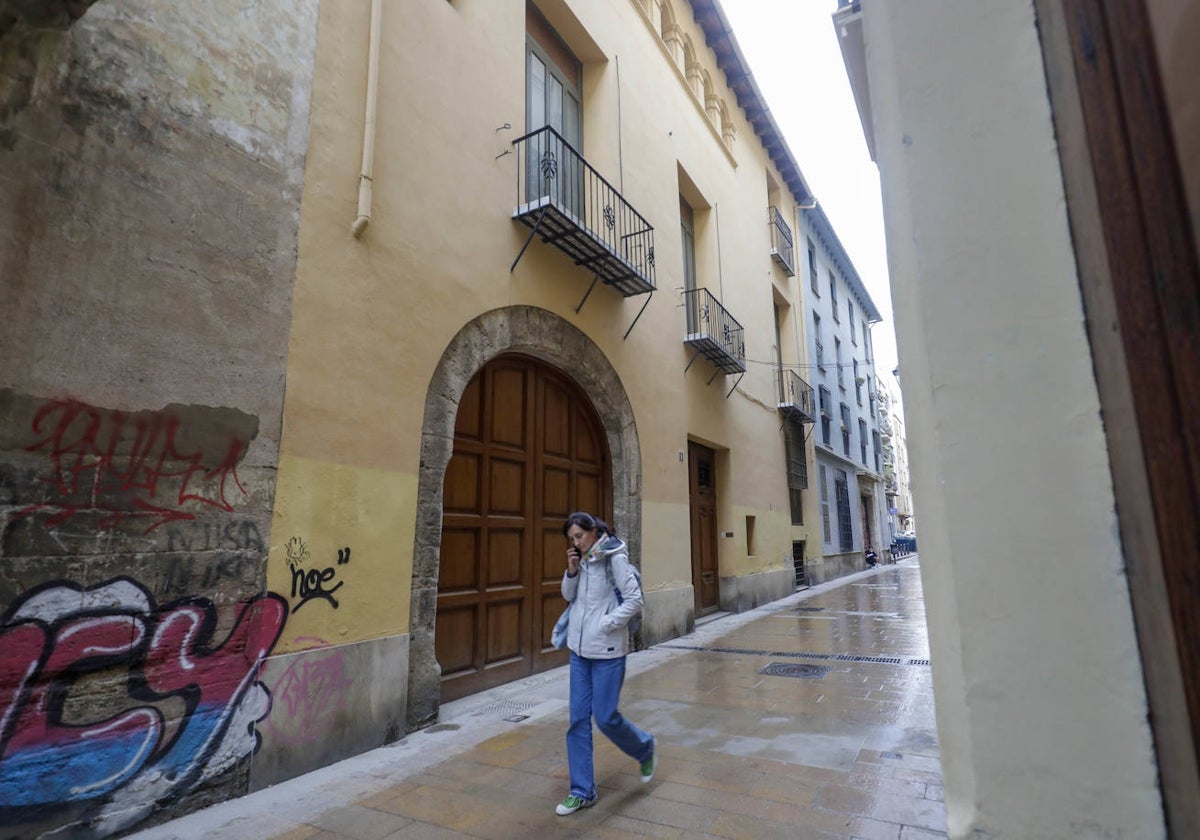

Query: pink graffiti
264 638 352 746
15 398 248 533
0 578 288 812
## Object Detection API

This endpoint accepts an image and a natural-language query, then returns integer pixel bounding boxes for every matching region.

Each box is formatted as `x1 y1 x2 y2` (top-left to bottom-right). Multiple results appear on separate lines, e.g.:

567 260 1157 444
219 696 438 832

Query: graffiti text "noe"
289 546 351 615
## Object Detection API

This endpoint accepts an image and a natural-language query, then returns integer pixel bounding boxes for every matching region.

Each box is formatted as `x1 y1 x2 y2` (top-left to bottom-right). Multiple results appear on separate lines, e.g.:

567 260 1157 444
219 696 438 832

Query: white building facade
879 379 914 541
801 207 888 578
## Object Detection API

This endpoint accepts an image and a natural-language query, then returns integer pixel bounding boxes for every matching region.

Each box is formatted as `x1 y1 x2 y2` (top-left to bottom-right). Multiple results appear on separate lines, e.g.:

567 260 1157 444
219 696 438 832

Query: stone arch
405 306 642 731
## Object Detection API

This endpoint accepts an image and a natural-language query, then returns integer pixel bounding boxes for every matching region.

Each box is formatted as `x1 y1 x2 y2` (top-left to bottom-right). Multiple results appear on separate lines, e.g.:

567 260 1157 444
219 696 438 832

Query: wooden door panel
443 452 481 513
435 604 477 675
540 529 567 580
486 599 524 664
575 473 601 515
698 509 718 609
486 530 523 586
689 441 719 615
488 366 529 447
542 466 570 517
455 376 483 438
438 528 479 592
488 459 527 515
575 406 602 464
542 381 571 456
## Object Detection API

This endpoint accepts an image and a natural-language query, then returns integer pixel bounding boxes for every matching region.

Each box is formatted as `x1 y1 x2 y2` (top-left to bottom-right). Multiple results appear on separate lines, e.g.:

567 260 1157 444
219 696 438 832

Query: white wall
861 1 1164 837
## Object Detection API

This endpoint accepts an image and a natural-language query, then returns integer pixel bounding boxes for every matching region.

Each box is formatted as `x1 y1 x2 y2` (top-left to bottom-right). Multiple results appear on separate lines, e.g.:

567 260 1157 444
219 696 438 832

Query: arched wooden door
437 354 611 701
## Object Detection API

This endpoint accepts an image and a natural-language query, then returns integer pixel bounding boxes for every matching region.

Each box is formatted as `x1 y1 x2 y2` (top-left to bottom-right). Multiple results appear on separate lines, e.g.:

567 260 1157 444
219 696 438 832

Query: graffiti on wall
285 537 351 615
12 397 254 534
261 637 353 747
0 577 287 833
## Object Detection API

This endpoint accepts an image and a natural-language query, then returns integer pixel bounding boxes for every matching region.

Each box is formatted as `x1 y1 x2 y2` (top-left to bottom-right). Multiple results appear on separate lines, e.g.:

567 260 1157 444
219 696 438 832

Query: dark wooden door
437 355 609 701
688 441 719 616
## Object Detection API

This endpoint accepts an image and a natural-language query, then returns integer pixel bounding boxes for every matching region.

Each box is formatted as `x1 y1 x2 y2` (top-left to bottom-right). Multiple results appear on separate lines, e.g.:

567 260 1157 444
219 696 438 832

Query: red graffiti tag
14 399 249 533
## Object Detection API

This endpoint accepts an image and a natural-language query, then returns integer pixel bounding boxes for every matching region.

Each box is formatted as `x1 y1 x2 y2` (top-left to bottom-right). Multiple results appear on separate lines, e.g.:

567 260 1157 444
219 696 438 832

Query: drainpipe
352 0 382 239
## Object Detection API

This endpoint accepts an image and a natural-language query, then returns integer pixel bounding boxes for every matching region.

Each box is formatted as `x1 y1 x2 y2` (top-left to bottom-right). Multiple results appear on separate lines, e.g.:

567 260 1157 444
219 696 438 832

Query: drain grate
474 699 541 719
760 662 829 679
659 643 931 667
795 606 826 612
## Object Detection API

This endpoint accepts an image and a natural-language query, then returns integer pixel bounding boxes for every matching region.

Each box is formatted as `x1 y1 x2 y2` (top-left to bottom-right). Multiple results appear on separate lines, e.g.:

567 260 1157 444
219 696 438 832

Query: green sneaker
640 749 656 783
555 793 596 816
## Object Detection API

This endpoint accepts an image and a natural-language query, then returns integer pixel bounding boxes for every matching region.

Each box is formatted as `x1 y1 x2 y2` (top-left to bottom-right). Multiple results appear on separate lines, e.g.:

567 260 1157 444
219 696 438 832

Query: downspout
352 0 382 239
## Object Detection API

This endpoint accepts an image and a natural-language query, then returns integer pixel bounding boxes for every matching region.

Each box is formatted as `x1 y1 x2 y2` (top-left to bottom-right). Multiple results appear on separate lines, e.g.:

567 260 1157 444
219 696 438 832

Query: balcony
512 126 655 297
768 206 796 277
778 368 816 423
683 288 746 374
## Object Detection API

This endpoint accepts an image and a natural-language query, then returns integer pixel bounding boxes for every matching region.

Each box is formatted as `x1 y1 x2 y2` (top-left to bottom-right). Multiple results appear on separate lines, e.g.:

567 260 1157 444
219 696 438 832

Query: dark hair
562 511 614 538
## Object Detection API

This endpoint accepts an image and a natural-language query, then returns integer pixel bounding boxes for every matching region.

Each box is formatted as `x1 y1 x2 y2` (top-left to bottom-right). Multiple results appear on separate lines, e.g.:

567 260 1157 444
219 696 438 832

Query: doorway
688 441 719 616
860 492 875 553
437 354 610 701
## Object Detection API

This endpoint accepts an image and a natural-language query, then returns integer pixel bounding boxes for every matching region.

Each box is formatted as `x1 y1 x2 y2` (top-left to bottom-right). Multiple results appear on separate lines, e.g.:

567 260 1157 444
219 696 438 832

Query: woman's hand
566 546 581 577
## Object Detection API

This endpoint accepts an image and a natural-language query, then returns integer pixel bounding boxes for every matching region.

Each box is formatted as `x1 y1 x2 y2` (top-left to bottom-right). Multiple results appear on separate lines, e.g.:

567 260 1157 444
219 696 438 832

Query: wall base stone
251 633 409 791
718 567 794 613
641 584 694 648
805 552 865 586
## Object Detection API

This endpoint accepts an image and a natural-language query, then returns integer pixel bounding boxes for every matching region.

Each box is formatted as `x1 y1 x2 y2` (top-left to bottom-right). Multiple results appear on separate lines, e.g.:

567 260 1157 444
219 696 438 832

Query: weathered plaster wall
861 1 1164 836
251 633 408 791
280 0 826 742
0 0 316 835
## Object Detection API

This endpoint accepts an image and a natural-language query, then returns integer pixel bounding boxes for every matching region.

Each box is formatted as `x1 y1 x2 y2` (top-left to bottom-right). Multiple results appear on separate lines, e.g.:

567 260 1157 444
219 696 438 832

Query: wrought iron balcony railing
778 367 816 423
683 287 746 374
768 206 796 277
512 125 655 297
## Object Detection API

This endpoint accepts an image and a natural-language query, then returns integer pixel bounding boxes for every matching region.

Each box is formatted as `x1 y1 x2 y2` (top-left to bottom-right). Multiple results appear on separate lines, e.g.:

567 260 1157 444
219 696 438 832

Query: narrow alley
134 559 944 840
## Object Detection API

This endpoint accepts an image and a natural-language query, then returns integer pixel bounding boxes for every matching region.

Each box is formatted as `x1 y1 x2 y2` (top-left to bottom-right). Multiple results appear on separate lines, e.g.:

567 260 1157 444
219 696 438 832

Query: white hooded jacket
560 535 642 659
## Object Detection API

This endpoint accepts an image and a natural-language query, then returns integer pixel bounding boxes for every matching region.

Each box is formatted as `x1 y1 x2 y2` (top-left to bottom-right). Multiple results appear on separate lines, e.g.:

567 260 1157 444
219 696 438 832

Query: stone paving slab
130 559 944 839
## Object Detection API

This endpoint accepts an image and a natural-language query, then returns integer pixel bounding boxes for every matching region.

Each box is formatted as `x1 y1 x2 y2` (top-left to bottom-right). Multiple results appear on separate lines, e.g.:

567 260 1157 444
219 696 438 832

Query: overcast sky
719 0 899 389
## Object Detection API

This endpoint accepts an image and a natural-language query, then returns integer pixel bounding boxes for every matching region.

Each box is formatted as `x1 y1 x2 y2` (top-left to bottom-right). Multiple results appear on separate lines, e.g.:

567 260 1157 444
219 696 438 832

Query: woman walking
555 511 656 816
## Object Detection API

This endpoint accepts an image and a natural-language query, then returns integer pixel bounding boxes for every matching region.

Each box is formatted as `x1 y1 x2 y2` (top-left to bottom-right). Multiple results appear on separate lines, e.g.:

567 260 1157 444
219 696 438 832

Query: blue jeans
567 652 654 800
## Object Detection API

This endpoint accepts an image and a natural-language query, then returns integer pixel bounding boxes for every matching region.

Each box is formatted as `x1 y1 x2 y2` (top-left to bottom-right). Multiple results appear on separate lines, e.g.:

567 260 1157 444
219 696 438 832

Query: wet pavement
132 558 944 839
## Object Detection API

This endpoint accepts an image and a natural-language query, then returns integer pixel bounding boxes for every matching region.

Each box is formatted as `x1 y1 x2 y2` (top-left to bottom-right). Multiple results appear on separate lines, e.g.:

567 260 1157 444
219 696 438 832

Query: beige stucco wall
272 0 826 735
860 1 1164 837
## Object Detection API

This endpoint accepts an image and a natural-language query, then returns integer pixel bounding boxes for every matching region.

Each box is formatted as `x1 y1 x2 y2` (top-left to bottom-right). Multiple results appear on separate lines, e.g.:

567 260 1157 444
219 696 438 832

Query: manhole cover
759 662 828 679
